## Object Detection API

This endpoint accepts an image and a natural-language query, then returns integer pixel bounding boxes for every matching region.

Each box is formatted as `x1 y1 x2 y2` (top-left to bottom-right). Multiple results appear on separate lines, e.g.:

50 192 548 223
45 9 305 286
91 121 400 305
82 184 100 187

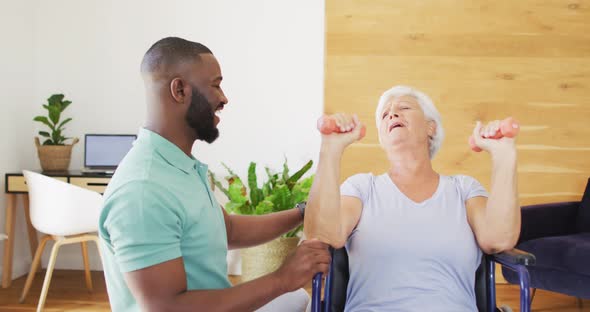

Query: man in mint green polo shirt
99 37 330 311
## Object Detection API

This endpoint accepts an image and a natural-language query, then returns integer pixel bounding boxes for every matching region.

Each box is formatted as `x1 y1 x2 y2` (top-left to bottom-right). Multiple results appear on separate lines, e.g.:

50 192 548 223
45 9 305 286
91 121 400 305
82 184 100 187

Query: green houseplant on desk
33 93 79 171
209 159 314 281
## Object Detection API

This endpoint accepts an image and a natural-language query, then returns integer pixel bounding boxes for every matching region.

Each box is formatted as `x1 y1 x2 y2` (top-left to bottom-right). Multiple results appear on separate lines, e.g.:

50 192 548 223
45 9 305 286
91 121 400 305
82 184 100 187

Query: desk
2 171 111 288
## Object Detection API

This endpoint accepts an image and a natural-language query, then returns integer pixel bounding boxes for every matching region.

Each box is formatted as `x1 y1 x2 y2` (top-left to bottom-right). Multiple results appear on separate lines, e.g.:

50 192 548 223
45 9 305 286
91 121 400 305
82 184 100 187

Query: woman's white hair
375 85 444 158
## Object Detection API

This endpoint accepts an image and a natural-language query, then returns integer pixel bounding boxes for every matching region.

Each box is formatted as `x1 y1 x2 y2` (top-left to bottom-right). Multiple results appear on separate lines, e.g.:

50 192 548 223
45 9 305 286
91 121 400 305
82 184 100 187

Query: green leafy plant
209 159 314 238
33 94 73 145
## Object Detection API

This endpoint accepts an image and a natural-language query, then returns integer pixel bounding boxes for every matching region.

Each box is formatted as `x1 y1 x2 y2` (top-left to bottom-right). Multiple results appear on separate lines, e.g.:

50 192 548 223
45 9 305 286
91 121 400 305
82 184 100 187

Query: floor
0 270 587 311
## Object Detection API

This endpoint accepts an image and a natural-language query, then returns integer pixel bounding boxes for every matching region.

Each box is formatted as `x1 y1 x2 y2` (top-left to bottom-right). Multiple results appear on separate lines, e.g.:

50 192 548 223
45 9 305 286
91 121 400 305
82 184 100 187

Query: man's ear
170 78 189 103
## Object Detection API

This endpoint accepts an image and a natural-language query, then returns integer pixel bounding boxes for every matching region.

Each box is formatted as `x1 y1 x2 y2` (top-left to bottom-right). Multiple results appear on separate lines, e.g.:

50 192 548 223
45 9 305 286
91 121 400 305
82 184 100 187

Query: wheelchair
311 247 536 312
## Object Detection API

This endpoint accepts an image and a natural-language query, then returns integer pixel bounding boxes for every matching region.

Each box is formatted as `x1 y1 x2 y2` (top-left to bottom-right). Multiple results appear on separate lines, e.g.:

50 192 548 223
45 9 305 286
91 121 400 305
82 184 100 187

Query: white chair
20 170 103 312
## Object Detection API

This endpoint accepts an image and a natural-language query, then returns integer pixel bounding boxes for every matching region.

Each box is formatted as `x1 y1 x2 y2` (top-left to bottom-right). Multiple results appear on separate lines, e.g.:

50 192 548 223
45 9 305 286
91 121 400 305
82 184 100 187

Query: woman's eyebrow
397 100 415 106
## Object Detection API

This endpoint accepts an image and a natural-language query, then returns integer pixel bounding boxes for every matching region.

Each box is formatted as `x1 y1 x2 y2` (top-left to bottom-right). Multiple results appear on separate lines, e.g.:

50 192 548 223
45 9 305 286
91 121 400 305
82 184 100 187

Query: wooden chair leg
19 235 52 303
530 288 537 306
36 238 64 312
81 241 93 292
577 297 583 309
30 234 100 311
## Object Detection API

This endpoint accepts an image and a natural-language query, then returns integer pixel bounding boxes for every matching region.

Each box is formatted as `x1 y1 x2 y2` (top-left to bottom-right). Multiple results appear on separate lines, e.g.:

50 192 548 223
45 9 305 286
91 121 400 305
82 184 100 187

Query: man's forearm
485 150 520 250
227 209 302 249
144 273 285 312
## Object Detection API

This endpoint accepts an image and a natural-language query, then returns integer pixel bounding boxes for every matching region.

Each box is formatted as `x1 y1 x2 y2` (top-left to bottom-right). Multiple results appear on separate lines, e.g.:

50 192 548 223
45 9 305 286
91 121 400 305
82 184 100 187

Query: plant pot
35 137 79 171
240 236 300 282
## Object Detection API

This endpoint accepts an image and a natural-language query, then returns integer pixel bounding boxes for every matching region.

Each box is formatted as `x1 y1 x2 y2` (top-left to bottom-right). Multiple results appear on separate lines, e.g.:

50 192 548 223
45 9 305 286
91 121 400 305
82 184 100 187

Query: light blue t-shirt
341 173 488 312
98 128 231 312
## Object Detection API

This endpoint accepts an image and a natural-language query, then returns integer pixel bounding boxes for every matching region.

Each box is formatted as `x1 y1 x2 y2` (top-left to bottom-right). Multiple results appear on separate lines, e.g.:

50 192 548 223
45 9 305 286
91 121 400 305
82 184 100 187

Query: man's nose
220 92 228 105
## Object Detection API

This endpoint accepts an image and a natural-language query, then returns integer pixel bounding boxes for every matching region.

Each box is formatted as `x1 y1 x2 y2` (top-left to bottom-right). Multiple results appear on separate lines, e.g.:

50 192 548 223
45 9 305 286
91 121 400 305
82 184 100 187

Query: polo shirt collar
137 128 199 175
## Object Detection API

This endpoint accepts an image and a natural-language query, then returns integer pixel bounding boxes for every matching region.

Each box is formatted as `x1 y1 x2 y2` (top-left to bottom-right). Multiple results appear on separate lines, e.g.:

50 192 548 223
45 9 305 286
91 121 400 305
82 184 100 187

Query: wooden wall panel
325 0 590 205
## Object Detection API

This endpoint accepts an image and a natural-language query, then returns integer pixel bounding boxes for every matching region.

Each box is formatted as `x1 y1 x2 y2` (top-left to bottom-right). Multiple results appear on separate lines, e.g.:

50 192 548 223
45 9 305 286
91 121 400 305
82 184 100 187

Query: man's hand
273 239 331 293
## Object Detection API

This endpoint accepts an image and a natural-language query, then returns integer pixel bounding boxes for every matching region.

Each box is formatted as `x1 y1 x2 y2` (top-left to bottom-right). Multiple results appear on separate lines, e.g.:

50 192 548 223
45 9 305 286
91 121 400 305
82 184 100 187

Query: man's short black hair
140 37 212 74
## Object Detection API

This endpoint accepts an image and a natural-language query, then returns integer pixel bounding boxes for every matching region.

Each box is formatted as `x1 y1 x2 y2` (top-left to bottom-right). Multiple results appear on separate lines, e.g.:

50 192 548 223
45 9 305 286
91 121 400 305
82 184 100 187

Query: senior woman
304 85 520 311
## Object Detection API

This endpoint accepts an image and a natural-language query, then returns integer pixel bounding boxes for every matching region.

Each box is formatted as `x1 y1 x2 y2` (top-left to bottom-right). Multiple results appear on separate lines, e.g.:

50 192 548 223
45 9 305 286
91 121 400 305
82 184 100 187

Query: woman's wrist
320 141 345 157
490 147 517 165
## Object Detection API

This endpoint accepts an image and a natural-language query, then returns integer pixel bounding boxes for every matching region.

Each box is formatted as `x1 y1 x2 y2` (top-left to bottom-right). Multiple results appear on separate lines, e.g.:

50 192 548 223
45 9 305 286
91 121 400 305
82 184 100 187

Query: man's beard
185 86 219 143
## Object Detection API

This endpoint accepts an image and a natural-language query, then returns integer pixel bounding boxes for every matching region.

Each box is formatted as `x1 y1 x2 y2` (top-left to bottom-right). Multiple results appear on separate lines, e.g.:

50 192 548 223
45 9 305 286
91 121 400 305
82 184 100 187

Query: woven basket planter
35 137 79 171
240 236 300 282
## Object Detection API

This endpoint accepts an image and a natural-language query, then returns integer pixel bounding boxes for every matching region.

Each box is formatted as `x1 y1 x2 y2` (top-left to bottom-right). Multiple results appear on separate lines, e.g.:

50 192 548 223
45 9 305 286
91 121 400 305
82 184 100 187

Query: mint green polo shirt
99 128 231 312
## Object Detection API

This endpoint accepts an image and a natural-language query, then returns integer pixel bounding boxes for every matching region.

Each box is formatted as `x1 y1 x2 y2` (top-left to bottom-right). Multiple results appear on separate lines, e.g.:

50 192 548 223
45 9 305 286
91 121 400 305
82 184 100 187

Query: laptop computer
82 134 137 174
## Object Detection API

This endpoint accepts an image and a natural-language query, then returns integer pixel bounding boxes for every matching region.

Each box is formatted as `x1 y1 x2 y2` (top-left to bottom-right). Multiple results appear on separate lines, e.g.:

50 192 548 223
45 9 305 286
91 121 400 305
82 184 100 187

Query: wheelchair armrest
491 248 536 266
489 248 535 312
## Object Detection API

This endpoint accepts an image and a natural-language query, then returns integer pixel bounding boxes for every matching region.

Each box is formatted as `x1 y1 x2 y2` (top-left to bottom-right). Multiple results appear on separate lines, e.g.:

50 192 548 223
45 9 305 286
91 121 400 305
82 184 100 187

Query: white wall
1 0 325 276
0 0 38 280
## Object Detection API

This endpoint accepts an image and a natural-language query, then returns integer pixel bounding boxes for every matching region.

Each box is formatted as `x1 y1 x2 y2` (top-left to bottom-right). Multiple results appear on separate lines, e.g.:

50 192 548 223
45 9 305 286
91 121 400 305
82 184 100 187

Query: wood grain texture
325 0 590 205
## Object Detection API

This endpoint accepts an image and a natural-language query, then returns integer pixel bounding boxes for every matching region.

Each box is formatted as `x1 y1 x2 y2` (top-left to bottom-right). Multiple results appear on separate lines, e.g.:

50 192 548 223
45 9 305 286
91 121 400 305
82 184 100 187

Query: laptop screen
84 134 136 169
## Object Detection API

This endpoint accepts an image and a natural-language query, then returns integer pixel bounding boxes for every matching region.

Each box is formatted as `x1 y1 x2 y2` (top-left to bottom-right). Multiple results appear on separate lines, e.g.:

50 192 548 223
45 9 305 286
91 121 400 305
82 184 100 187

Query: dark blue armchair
502 178 590 302
312 247 535 312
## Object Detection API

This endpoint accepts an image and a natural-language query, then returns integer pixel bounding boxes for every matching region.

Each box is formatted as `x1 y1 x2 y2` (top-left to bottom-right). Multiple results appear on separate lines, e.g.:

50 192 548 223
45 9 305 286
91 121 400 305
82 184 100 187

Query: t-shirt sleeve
340 173 372 205
456 175 489 201
101 181 185 273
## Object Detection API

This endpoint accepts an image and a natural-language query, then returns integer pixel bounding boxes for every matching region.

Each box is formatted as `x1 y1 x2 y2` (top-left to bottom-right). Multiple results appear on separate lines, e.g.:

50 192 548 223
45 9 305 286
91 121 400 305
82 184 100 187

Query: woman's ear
427 120 437 138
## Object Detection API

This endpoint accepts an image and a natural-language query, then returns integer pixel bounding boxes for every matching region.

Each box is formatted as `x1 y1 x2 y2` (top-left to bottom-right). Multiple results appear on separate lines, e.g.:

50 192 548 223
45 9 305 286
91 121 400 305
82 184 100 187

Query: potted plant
33 94 78 171
210 159 314 281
